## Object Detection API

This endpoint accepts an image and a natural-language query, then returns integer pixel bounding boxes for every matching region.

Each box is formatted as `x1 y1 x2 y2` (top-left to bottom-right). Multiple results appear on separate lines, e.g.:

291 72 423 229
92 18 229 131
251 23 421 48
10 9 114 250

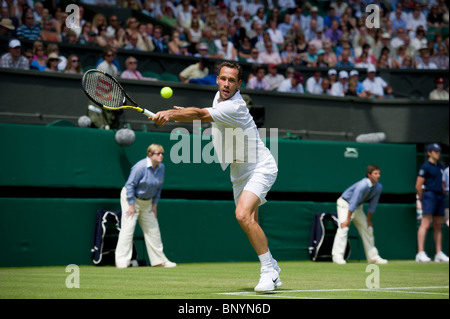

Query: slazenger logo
344 147 359 158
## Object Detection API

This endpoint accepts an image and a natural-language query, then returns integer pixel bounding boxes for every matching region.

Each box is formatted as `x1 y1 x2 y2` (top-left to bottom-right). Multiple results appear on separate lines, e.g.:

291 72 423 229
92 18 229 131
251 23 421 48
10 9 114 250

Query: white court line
216 286 449 299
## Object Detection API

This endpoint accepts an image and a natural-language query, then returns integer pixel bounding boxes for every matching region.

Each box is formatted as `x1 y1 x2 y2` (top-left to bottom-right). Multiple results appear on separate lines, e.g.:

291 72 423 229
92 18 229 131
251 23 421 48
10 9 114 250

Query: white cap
9 39 21 48
328 69 337 76
367 64 377 73
349 70 359 77
339 70 349 78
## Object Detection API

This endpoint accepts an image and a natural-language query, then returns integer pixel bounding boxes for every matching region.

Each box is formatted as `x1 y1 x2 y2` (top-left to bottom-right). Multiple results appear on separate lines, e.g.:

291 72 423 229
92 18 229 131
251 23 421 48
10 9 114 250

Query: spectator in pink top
120 56 158 81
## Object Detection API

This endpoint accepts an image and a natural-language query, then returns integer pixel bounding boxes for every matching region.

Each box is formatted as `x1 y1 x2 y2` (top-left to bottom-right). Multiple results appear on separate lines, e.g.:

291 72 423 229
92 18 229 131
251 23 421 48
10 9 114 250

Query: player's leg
235 190 267 255
236 190 281 292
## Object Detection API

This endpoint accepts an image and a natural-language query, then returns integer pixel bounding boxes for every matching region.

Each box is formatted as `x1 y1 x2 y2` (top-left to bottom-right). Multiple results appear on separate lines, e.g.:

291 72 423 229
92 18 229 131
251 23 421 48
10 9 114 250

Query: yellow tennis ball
161 87 173 99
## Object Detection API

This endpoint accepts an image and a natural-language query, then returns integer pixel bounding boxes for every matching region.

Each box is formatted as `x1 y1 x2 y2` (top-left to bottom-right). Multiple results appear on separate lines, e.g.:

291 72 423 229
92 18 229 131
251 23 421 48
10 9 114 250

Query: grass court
0 260 447 300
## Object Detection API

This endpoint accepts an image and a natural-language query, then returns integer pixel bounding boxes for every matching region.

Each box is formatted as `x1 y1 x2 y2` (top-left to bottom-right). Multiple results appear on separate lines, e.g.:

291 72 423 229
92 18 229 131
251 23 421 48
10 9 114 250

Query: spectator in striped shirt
16 12 41 41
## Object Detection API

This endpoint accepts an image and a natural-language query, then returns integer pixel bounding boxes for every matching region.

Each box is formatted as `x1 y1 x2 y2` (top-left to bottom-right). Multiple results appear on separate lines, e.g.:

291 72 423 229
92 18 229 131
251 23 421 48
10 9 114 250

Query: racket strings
84 73 124 108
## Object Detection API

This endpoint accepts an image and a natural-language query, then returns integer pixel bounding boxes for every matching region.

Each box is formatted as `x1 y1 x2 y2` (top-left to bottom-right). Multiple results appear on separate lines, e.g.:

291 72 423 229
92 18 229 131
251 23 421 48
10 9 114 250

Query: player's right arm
151 106 213 126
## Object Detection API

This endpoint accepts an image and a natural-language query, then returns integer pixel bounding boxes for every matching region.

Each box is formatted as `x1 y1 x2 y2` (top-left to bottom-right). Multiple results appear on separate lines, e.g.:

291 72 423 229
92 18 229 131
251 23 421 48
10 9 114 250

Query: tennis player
151 62 281 292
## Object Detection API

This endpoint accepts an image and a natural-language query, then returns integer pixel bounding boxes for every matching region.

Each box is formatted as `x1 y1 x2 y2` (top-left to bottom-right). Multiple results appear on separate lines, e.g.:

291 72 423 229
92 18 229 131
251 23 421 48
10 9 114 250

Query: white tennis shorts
230 154 278 206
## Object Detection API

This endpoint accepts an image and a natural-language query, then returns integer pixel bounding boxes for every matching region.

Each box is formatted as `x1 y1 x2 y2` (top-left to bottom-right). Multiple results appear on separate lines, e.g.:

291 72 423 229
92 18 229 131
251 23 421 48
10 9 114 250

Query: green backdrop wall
1 197 441 267
0 123 417 194
1 123 445 267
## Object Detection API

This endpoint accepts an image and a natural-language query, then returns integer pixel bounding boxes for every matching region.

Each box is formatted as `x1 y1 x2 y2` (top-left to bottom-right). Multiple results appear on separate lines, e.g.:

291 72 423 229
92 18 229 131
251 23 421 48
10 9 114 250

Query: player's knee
235 207 253 229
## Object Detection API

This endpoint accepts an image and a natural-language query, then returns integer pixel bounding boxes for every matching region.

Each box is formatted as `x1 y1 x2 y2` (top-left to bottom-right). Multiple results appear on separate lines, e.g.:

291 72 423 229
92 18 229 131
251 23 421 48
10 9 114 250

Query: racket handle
142 109 156 118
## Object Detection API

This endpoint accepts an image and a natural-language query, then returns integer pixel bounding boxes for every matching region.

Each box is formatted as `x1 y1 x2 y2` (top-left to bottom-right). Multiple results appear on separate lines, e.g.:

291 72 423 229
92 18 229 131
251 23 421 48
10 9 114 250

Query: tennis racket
82 69 155 118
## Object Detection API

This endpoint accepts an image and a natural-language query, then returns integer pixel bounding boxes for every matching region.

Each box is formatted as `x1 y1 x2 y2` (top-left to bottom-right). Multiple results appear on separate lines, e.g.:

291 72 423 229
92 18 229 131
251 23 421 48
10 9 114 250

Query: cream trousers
115 187 169 267
332 197 380 262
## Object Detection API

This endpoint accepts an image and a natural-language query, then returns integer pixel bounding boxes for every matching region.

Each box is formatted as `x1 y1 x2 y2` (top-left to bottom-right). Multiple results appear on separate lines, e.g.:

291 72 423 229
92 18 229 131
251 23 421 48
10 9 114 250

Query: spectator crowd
0 0 448 99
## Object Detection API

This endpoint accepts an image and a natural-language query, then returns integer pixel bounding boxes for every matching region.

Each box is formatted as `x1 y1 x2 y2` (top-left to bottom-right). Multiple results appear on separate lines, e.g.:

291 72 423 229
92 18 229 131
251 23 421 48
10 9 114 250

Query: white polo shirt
362 77 388 97
206 90 271 170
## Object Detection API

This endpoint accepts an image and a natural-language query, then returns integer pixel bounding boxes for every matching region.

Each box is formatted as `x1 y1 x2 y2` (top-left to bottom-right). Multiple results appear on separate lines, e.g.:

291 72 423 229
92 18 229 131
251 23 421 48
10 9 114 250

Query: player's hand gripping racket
82 69 155 118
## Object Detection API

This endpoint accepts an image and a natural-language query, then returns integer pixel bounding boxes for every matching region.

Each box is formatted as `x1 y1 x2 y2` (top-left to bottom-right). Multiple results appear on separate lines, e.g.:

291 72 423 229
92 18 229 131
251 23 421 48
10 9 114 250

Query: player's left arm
152 106 213 126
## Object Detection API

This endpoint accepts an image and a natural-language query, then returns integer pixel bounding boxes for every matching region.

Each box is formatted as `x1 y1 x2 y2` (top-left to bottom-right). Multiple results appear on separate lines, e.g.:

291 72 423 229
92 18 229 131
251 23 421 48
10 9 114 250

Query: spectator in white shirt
304 18 319 42
290 6 307 31
267 19 284 47
407 7 427 38
278 13 292 37
278 72 304 93
411 27 428 52
264 63 285 91
304 6 324 32
306 70 323 94
391 27 406 50
97 48 119 77
389 3 408 23
362 65 394 99
331 70 348 97
278 0 296 13
230 0 248 15
252 7 267 28
247 0 264 16
416 49 438 69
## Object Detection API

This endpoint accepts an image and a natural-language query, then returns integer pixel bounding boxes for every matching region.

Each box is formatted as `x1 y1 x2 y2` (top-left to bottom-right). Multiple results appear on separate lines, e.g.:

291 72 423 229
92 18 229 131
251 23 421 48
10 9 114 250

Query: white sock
258 250 273 270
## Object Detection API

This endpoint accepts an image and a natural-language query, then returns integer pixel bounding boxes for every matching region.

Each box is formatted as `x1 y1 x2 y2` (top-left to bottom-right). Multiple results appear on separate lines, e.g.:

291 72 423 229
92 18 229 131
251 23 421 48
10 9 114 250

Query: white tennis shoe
434 251 449 262
272 259 282 288
368 256 388 264
415 251 431 263
332 256 347 265
254 267 281 292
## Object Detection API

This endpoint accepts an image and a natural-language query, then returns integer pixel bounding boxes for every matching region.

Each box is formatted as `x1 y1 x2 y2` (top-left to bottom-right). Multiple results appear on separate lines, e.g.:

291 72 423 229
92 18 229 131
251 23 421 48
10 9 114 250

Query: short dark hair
366 164 380 177
218 61 243 82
